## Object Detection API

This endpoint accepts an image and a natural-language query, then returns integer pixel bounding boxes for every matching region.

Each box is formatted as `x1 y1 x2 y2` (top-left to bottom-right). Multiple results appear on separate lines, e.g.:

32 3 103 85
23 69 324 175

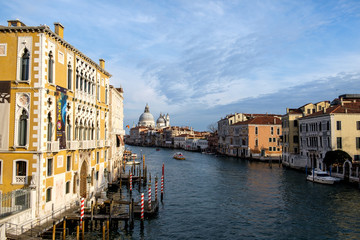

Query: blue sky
2 0 360 131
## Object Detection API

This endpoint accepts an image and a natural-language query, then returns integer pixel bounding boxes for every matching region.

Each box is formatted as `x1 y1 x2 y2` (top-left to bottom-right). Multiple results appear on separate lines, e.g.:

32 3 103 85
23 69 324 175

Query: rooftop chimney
8 19 26 27
99 59 105 69
54 22 64 38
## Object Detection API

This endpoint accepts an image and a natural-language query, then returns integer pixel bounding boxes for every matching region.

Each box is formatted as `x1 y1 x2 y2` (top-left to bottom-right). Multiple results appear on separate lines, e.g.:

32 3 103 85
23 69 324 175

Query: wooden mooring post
52 221 56 240
63 217 66 240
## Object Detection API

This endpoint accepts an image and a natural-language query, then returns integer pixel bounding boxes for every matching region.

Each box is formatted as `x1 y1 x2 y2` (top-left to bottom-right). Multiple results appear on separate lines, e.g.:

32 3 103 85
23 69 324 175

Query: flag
126 125 130 129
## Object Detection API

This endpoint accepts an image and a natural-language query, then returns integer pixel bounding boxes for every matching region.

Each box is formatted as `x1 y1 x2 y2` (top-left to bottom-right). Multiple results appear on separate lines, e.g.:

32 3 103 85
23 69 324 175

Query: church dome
157 116 165 124
138 104 155 127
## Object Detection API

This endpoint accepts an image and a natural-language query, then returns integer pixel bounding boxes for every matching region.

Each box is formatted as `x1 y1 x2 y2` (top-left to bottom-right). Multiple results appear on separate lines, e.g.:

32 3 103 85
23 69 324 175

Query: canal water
115 145 360 240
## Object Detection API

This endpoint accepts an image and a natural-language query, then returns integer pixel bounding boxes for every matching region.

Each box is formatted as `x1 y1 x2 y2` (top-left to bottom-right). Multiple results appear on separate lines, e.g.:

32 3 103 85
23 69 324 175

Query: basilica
138 104 170 129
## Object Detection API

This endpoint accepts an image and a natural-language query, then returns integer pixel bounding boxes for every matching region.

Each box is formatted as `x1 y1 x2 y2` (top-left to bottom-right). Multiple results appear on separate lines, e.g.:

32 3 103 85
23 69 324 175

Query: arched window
67 62 72 90
66 116 71 141
46 188 52 202
47 113 52 142
105 86 108 104
18 109 28 146
20 48 30 81
48 51 54 84
76 71 79 90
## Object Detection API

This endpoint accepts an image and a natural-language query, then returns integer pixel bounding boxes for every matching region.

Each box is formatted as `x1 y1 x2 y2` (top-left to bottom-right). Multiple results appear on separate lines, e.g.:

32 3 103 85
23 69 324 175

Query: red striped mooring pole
80 197 84 230
130 172 133 193
141 193 144 226
155 177 158 202
148 180 152 210
161 175 164 201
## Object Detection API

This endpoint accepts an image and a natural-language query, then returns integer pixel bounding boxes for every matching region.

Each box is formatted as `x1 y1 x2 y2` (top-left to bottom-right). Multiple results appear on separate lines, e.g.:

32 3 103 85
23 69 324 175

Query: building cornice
0 25 112 77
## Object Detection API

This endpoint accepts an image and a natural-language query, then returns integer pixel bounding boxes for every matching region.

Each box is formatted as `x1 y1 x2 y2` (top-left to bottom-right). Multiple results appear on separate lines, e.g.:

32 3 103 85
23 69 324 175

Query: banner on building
56 85 67 149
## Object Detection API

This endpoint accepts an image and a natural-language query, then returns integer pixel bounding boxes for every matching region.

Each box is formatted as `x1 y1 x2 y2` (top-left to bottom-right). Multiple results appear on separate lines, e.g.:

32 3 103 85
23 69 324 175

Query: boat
131 153 138 159
125 159 140 165
306 169 341 185
156 148 160 151
173 152 185 160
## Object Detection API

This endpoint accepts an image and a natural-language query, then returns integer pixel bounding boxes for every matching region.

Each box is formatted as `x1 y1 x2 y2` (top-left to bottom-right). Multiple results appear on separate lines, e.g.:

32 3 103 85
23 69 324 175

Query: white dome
157 117 165 124
138 104 155 127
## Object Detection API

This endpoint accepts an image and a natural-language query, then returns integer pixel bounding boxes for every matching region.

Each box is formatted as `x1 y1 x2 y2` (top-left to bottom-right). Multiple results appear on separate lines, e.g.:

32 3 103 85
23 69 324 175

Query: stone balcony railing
66 141 78 150
105 140 111 147
97 140 104 148
46 140 59 152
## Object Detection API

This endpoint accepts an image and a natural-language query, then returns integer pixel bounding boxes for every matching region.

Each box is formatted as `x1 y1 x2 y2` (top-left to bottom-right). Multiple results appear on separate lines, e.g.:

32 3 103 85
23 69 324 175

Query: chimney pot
54 22 64 38
99 59 105 69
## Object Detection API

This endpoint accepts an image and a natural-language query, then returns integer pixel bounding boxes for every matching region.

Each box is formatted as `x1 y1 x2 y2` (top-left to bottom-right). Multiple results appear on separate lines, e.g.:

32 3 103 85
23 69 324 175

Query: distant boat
306 169 340 185
173 152 185 160
156 148 160 151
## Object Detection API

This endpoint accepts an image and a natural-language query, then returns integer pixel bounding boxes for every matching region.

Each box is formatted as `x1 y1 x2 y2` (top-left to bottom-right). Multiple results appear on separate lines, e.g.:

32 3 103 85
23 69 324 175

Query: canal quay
114 145 360 240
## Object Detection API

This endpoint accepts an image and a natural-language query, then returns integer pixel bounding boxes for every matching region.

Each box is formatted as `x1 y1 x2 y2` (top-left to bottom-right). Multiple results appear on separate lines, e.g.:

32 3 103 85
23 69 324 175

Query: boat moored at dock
306 169 341 185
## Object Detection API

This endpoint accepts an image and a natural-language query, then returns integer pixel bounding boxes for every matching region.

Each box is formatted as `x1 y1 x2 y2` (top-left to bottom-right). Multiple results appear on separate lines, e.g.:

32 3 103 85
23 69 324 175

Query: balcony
46 140 59 152
66 141 78 150
97 140 104 148
88 141 96 149
14 176 27 184
105 140 111 147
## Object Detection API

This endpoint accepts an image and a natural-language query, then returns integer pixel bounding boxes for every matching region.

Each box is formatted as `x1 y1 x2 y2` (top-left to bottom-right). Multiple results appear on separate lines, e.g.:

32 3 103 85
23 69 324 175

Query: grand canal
116 145 360 240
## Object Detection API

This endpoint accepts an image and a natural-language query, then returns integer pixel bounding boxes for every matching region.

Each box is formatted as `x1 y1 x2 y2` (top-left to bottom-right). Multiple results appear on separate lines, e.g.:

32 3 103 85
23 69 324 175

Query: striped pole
148 180 151 210
141 193 144 222
161 175 164 201
130 172 133 193
155 177 158 202
80 198 84 230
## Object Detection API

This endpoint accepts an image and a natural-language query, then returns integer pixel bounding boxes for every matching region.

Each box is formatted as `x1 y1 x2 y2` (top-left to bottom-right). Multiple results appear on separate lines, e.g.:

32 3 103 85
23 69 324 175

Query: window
47 113 52 141
269 147 272 151
105 87 108 104
255 127 258 135
47 158 53 176
357 121 360 130
46 188 52 202
293 136 299 143
271 127 274 135
66 117 71 141
273 138 276 142
48 51 54 84
67 62 72 90
105 150 107 162
293 120 298 127
327 121 330 131
255 139 258 147
354 155 360 161
76 72 79 90
277 127 280 135
66 155 71 171
337 137 342 149
18 109 28 146
336 121 341 130
356 137 360 149
269 138 272 142
96 152 99 164
97 84 100 100
65 181 70 194
16 161 26 176
96 171 99 180
20 48 30 81
0 160 2 183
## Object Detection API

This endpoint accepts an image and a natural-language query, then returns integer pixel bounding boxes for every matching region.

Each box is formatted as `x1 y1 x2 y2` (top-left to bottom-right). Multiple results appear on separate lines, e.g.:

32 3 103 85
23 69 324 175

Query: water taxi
306 169 341 185
173 152 186 160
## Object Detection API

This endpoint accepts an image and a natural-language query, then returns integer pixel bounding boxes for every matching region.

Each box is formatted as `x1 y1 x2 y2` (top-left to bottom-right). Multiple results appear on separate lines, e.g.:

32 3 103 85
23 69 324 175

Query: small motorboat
125 159 140 165
173 152 185 160
306 169 341 185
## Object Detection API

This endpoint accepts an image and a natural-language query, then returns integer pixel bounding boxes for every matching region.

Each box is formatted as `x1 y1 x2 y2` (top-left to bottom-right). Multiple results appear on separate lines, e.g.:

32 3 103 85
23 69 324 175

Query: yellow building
0 20 112 220
282 101 330 169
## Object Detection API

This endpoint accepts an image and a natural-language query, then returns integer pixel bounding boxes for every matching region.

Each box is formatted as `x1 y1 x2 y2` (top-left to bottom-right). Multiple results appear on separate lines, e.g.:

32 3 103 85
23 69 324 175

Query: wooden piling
52 221 56 240
107 220 110 240
102 222 106 240
82 220 85 240
76 223 80 240
63 217 66 240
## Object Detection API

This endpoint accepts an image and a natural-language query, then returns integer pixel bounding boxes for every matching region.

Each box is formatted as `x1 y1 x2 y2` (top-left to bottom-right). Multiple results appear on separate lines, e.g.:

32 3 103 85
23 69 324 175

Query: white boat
173 152 185 160
125 159 140 165
306 169 341 185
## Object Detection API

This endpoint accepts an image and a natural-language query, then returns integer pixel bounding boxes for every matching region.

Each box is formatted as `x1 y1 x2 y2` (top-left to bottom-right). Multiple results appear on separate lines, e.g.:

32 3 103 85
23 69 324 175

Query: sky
2 0 360 131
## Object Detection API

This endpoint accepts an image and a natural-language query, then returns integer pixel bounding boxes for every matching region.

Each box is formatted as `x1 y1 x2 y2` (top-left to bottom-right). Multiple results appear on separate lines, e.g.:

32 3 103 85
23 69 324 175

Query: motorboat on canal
306 169 341 185
173 152 185 160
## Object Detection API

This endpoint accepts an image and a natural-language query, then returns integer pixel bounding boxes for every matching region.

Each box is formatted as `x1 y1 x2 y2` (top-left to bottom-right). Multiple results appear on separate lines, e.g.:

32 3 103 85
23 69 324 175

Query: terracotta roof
233 116 281 125
302 102 360 119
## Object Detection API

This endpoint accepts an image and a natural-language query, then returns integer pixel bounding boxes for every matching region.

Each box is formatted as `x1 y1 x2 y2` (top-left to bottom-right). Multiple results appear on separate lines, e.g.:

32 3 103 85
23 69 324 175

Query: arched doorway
80 161 88 198
343 160 352 182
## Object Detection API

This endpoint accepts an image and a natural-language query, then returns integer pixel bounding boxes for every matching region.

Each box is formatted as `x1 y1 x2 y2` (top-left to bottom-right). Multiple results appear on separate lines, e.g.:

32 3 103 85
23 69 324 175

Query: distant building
282 101 330 169
298 95 360 173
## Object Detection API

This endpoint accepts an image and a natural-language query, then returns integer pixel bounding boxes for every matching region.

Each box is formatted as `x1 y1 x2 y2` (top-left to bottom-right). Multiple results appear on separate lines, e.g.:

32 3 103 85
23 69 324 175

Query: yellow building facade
0 20 112 218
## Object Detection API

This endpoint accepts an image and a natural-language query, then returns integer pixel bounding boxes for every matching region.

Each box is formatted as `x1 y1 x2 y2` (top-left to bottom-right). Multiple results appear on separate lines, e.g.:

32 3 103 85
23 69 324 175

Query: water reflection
119 146 360 240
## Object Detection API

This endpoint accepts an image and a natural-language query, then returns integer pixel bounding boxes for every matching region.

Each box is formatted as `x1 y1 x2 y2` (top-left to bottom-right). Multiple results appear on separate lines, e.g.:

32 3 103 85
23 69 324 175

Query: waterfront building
0 20 112 223
229 115 282 158
298 95 360 175
282 101 330 169
109 86 125 182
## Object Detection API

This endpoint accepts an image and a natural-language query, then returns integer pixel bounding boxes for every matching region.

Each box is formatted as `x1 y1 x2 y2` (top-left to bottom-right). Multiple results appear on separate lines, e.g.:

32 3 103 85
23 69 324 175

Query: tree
207 123 218 133
323 150 352 166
